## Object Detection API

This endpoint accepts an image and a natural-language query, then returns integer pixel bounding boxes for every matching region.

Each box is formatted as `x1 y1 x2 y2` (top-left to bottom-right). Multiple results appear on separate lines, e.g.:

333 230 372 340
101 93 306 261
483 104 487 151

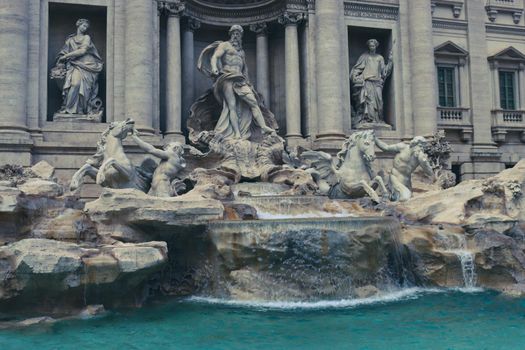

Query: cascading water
456 250 477 288
434 230 477 288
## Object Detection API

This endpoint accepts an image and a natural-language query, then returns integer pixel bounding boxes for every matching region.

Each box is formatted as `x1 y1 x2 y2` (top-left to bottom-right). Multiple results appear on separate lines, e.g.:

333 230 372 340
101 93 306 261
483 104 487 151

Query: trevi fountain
2 3 525 349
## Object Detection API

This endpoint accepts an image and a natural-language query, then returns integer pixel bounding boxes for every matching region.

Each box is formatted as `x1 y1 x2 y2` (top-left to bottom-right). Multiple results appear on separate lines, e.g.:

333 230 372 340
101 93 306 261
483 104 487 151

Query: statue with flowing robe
51 18 103 118
188 25 277 142
350 39 393 126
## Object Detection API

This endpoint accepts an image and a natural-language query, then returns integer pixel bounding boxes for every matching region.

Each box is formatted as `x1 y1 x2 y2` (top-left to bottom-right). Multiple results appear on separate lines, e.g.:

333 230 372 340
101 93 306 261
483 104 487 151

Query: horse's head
354 130 376 163
109 118 135 139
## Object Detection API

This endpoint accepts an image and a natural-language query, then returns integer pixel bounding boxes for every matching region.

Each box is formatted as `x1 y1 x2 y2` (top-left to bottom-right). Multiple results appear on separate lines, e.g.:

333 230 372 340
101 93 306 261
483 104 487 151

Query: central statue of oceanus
188 24 278 143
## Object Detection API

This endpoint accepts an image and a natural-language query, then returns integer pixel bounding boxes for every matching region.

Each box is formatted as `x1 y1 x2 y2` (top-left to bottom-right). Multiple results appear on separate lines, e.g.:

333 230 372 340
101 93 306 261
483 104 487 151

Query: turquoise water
1 289 525 350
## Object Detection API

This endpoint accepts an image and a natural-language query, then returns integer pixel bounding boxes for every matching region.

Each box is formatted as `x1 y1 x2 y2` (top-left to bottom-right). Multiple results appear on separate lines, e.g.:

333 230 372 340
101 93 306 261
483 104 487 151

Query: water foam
187 288 450 310
256 211 355 220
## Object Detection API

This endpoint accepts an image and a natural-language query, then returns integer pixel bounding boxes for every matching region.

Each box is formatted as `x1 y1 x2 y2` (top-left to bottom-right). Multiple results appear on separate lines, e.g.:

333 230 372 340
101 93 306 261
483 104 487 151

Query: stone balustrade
491 109 525 142
485 0 524 23
437 107 472 142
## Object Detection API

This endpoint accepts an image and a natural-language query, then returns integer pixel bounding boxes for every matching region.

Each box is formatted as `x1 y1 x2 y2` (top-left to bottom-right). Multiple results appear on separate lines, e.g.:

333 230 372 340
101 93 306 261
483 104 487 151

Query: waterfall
456 250 477 288
435 231 477 288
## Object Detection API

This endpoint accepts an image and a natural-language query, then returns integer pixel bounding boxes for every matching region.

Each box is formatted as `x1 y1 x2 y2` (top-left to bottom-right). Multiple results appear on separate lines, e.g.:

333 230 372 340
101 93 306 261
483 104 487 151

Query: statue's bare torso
218 42 245 74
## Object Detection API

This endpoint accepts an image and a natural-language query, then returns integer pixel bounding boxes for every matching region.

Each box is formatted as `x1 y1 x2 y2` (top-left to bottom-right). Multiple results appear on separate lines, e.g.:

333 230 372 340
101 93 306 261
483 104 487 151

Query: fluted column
314 1 345 146
250 23 270 105
181 18 200 134
279 12 305 143
407 0 437 135
160 1 185 141
125 0 155 133
0 0 29 137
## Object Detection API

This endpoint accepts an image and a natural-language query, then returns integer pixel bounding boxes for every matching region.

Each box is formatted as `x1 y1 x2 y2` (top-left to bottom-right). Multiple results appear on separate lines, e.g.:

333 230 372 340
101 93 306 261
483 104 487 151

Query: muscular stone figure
375 136 435 201
197 25 275 139
131 129 186 197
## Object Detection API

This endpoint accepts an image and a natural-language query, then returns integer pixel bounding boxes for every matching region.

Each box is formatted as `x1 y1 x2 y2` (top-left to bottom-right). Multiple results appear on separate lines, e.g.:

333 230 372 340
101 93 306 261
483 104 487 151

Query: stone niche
347 26 395 129
47 2 107 122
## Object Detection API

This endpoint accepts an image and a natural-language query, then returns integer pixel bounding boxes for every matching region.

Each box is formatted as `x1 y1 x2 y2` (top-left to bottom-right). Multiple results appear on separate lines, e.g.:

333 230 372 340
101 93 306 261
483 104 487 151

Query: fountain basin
184 216 411 301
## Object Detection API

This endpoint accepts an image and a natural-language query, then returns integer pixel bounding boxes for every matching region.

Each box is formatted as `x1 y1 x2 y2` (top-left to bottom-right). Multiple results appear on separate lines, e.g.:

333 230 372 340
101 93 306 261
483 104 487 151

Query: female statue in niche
51 18 104 119
350 38 393 127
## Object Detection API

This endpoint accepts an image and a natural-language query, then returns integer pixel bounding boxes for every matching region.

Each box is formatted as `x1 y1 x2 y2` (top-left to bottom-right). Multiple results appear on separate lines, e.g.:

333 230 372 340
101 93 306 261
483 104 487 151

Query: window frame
437 64 458 108
499 69 518 110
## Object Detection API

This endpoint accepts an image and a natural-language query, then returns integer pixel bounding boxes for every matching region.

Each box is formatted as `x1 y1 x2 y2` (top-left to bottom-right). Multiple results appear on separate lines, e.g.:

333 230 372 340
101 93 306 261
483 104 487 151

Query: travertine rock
0 238 168 309
30 161 56 181
18 179 63 198
85 188 224 229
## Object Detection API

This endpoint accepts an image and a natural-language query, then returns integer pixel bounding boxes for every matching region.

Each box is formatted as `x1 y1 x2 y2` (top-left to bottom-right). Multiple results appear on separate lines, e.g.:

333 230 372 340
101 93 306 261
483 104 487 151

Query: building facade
1 0 525 191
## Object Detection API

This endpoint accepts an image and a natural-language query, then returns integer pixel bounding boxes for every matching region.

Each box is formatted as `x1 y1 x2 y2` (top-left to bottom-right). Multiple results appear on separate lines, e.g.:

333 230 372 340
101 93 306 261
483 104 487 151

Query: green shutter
437 66 456 107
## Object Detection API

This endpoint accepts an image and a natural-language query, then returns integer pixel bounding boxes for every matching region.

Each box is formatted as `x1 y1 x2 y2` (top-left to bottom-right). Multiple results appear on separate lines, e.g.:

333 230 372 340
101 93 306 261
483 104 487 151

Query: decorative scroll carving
344 2 399 21
158 0 185 17
277 11 306 26
249 22 268 35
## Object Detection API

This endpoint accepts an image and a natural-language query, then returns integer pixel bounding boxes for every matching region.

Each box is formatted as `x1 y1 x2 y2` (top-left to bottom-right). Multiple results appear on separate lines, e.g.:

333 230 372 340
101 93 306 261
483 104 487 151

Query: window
437 66 456 107
499 71 516 110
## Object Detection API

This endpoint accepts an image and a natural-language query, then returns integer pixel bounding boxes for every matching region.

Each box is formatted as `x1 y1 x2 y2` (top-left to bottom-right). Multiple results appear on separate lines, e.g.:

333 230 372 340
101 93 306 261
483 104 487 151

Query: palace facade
1 0 525 194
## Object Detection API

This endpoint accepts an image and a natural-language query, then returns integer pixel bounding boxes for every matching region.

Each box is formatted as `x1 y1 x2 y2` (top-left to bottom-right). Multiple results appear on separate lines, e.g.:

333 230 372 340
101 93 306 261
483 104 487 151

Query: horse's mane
86 123 116 167
335 130 374 169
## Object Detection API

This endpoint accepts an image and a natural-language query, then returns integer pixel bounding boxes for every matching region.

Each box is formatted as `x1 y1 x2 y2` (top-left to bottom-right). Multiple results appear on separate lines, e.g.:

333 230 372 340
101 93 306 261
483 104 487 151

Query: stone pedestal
355 122 392 131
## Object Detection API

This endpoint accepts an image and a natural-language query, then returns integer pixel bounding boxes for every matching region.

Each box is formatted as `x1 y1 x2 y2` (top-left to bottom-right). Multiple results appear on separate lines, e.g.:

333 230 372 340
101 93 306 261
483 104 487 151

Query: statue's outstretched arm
132 133 169 160
375 138 402 153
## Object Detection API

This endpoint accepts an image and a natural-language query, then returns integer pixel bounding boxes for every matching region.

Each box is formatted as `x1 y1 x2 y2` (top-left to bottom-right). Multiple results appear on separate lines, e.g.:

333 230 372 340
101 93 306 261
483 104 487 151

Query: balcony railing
437 107 471 126
486 0 523 9
492 109 525 127
485 0 524 23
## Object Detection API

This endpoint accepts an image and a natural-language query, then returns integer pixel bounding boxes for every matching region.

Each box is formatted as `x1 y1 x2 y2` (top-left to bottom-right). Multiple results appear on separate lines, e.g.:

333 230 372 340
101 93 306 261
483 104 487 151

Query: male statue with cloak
187 25 278 143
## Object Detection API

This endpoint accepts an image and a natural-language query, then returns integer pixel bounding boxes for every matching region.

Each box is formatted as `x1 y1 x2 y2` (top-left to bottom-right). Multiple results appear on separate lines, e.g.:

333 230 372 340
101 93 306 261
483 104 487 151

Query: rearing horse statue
70 118 154 192
301 130 387 202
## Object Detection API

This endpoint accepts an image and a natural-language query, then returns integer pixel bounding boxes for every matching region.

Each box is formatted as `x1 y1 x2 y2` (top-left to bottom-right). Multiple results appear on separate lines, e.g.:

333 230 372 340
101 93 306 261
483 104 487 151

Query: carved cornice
486 23 525 36
182 0 310 26
432 18 468 31
249 22 268 35
278 11 306 26
344 1 399 21
158 0 185 17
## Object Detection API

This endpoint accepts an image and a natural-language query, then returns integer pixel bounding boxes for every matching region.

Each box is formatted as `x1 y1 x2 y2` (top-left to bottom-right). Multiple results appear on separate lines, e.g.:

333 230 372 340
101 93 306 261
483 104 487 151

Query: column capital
278 11 306 26
185 17 201 32
158 1 185 17
249 22 268 35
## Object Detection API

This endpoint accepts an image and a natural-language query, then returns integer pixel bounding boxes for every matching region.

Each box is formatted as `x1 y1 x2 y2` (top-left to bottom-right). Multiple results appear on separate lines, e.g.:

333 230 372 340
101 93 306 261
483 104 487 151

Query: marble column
181 18 200 134
279 12 305 143
250 23 270 105
314 1 346 147
0 0 29 138
519 64 525 110
458 58 470 108
160 1 185 141
407 0 437 135
125 0 155 133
